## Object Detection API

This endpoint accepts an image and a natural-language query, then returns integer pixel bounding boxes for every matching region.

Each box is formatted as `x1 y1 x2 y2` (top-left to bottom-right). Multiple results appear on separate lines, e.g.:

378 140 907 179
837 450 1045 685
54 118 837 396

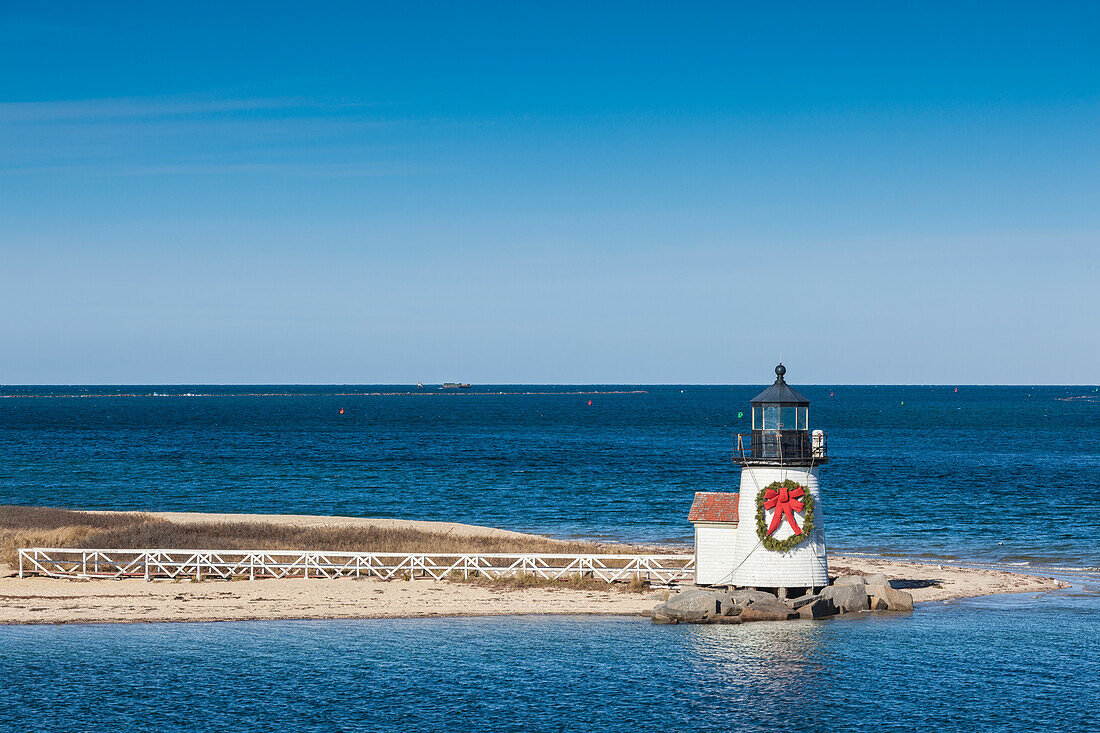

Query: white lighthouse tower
693 364 829 593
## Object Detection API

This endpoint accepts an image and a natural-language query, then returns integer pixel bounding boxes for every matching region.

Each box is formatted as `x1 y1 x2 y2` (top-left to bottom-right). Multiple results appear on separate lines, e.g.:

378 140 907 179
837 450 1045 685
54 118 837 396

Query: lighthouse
690 364 829 594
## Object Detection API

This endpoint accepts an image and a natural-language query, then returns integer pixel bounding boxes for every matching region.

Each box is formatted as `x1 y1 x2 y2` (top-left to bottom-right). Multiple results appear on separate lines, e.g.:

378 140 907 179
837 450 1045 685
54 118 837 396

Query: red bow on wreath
764 484 806 536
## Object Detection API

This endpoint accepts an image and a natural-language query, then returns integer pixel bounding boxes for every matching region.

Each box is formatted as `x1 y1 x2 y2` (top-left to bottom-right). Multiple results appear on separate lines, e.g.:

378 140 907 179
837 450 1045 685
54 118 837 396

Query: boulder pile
648 574 913 625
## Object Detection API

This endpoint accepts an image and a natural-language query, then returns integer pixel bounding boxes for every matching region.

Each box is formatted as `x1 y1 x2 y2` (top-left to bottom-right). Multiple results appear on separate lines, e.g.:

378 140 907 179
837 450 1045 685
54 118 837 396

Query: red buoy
339 408 345 414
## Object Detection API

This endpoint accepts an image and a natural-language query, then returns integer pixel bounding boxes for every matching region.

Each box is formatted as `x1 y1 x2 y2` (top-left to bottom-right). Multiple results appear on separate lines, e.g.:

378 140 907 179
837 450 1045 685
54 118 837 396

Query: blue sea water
1 590 1098 732
1 384 1098 731
1 384 1097 566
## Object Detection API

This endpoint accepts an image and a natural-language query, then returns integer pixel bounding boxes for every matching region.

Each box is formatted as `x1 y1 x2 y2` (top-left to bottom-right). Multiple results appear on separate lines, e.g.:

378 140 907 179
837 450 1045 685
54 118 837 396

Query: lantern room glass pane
780 407 796 430
796 407 808 429
762 405 780 430
752 406 761 430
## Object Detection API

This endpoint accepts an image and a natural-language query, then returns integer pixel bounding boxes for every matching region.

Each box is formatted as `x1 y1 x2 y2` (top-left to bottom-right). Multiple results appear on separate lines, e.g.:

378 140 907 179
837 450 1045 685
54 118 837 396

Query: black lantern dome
734 364 827 466
751 363 809 407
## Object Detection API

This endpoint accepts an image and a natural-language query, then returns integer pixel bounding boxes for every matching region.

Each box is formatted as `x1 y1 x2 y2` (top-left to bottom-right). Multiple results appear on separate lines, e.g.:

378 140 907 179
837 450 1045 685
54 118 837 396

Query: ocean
2 384 1097 566
1 384 1098 730
2 589 1099 732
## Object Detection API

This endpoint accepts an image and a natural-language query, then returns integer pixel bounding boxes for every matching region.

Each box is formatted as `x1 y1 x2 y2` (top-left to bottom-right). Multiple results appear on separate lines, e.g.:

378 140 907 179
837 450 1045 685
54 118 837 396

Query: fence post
144 553 150 582
18 551 23 579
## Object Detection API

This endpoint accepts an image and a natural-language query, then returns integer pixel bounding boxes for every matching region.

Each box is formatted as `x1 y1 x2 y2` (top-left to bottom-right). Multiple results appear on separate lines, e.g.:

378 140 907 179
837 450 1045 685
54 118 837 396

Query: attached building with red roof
687 492 740 585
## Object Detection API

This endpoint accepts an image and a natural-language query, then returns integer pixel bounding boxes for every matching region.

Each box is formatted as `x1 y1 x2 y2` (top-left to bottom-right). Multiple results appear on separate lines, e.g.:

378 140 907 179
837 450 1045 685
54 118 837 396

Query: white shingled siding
693 522 739 586
727 466 829 588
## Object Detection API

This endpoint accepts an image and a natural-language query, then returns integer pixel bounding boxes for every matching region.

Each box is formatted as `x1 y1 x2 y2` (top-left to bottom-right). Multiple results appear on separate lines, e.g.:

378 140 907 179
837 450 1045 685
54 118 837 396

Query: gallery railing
733 431 828 465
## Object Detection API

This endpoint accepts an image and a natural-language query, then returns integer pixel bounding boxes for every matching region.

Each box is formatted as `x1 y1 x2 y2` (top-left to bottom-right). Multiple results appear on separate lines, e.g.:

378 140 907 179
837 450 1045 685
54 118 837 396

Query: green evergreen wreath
755 479 814 553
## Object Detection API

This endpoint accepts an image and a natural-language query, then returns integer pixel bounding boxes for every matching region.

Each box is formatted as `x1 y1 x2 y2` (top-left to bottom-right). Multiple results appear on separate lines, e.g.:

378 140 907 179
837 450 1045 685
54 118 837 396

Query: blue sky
1 2 1097 384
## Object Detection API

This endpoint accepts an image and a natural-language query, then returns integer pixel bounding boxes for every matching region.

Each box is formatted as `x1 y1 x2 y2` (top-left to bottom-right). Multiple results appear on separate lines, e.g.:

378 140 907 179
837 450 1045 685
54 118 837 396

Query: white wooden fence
18 548 695 585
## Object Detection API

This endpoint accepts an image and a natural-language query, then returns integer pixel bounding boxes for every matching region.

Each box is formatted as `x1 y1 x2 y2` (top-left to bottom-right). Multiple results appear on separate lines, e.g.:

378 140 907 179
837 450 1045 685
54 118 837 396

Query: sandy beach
0 512 1067 625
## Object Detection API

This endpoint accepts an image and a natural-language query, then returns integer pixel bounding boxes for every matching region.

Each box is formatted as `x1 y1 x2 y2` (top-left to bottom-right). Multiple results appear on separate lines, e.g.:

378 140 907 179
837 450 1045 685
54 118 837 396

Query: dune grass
451 571 650 594
0 505 614 568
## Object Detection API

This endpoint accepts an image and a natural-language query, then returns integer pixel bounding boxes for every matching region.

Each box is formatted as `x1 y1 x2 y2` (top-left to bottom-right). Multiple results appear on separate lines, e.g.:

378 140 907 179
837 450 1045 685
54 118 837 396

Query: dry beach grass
0 505 612 567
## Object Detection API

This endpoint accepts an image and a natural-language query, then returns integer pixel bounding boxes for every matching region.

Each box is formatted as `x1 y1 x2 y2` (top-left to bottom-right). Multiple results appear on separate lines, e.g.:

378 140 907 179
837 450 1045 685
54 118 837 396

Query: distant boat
417 382 424 389
441 382 472 389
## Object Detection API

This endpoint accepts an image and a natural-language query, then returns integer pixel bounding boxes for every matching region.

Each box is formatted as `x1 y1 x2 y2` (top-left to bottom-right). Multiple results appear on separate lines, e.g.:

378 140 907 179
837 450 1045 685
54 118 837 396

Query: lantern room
735 364 827 466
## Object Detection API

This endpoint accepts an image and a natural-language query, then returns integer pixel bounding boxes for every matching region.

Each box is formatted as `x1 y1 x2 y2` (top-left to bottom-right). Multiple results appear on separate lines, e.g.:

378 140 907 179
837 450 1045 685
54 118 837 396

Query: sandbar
0 512 1067 625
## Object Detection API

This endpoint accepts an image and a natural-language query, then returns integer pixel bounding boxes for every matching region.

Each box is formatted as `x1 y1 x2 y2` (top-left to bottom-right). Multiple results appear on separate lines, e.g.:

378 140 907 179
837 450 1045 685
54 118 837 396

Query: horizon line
0 382 1094 388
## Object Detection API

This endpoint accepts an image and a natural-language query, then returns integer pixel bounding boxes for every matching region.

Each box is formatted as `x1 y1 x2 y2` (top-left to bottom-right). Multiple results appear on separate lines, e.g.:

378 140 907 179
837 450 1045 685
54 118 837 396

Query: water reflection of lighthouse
693 364 829 594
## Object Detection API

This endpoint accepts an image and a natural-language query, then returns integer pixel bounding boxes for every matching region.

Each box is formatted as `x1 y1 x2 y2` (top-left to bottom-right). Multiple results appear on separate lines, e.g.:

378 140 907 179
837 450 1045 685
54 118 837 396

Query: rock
726 589 777 604
673 609 708 622
651 586 863 624
740 599 797 622
821 583 870 613
862 573 889 587
797 597 839 619
719 589 777 616
646 590 673 601
889 588 914 611
650 605 709 624
867 583 914 612
833 575 867 586
717 585 787 611
665 589 724 614
651 589 724 623
786 593 821 610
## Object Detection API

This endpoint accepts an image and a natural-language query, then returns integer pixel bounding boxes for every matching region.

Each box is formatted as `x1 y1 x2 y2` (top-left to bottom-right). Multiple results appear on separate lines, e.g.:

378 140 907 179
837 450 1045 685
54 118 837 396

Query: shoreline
0 511 1068 626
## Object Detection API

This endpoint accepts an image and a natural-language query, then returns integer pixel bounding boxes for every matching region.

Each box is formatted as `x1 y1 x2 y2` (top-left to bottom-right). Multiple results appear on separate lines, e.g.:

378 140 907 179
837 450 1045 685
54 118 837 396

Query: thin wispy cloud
0 94 383 123
0 93 418 179
0 160 437 178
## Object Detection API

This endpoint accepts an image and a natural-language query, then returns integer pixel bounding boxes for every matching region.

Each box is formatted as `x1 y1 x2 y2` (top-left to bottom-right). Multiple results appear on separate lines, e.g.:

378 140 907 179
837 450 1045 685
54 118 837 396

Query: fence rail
18 548 695 585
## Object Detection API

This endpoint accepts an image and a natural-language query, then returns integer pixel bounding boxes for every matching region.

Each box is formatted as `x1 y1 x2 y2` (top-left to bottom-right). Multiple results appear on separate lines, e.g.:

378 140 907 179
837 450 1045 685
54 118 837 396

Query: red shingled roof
688 492 740 523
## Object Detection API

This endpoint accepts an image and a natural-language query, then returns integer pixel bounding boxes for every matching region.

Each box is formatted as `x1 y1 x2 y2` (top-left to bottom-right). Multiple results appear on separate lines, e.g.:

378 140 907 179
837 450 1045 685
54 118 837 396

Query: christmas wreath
755 479 814 552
